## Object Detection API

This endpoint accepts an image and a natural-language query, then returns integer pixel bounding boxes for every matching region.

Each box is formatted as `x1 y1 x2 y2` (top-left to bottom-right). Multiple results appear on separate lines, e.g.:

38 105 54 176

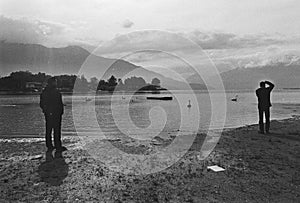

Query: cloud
176 30 296 50
94 30 299 58
90 30 300 73
212 45 300 69
0 15 67 45
94 30 200 58
242 51 300 68
122 19 134 28
1 15 299 70
0 15 97 47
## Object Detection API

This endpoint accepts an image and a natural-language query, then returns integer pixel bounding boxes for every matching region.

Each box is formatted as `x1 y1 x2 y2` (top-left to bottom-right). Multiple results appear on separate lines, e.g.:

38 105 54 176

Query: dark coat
40 86 64 115
256 82 274 109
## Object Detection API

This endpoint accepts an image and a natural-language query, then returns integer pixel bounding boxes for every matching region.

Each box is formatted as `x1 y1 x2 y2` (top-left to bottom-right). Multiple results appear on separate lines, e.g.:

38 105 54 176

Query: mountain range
187 63 300 90
1 42 300 90
0 42 197 90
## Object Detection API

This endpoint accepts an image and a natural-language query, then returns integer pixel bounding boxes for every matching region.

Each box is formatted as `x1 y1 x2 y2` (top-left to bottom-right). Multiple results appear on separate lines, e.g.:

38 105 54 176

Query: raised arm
265 81 275 91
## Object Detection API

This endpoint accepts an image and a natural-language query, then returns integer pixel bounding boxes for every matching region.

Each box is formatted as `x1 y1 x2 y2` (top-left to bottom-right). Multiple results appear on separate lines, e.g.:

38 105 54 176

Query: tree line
97 75 162 92
0 71 163 92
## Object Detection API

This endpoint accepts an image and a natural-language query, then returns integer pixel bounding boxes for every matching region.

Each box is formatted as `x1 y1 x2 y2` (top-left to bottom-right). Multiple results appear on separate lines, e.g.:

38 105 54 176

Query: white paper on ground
29 154 43 160
207 165 225 172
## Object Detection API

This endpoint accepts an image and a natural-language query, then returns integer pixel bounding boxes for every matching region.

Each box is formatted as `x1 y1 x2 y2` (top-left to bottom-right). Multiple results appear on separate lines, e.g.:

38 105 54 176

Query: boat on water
231 95 238 102
85 97 92 102
146 96 173 100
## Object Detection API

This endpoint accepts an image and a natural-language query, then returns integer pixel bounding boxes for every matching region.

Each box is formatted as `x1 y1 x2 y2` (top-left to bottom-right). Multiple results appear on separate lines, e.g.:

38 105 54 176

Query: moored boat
146 96 173 100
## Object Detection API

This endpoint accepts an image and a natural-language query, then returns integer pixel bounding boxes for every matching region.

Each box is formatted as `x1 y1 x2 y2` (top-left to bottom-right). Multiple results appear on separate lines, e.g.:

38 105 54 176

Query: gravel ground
0 117 299 202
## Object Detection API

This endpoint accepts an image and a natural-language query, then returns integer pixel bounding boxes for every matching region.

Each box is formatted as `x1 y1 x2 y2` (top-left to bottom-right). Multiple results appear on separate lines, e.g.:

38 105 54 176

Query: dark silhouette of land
0 71 165 93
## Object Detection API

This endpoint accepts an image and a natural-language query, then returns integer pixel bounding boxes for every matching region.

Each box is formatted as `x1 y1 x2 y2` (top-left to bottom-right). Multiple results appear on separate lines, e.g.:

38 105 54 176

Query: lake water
1 90 300 138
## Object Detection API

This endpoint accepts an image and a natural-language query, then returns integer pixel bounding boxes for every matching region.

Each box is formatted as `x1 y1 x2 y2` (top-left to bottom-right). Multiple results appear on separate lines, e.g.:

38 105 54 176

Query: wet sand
0 117 299 202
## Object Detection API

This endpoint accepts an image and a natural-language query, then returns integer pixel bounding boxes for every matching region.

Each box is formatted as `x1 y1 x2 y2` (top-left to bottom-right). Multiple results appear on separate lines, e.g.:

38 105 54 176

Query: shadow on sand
38 151 69 186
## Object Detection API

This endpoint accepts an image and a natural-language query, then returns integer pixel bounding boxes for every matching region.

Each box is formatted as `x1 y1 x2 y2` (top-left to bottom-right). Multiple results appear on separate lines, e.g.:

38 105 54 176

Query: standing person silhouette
256 80 275 134
40 77 67 152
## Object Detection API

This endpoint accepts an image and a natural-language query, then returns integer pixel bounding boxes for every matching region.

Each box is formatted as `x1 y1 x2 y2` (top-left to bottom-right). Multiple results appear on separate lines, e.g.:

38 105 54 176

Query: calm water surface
0 90 300 137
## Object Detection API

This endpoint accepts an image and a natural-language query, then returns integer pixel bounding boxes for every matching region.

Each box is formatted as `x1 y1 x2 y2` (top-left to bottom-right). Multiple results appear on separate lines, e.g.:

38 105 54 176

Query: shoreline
0 115 298 139
0 117 299 202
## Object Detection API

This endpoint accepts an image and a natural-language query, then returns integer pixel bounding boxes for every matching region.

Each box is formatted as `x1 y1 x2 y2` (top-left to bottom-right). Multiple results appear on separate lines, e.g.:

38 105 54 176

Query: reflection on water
0 90 300 137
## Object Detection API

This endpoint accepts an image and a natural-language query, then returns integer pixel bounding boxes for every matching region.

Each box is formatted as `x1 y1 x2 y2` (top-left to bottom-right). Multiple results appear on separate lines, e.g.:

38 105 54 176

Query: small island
96 75 166 93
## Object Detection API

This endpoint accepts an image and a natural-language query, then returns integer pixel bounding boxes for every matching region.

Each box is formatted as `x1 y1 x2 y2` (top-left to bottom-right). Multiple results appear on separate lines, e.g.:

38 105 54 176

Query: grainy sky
1 0 300 74
1 0 300 44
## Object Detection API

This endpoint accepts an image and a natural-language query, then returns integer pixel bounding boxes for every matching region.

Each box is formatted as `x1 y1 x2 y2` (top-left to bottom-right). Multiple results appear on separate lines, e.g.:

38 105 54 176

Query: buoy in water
187 100 191 108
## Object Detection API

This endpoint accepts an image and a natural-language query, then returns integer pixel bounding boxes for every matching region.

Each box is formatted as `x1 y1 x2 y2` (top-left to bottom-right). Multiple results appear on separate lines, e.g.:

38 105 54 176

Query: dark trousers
258 107 270 133
45 113 62 149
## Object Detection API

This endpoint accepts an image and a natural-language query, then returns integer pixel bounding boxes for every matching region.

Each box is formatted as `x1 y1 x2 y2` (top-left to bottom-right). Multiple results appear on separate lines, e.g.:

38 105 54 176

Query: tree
108 75 117 87
76 75 89 92
97 80 107 90
90 77 99 90
118 78 123 86
80 75 88 85
124 76 147 89
56 75 77 90
115 78 124 90
9 71 33 90
151 78 160 86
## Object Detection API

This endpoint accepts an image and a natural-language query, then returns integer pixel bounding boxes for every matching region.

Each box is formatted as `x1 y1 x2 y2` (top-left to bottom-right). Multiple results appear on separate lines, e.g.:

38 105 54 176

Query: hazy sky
1 0 300 44
1 0 300 75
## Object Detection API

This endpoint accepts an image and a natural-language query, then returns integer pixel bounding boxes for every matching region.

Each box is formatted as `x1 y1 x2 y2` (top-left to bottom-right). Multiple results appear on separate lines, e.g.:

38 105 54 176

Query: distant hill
218 64 300 90
0 42 90 75
0 42 208 90
187 63 300 90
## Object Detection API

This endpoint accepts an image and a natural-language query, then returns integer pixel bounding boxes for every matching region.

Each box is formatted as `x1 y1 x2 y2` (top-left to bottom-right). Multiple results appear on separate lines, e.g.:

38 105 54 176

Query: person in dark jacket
40 77 67 152
256 80 275 134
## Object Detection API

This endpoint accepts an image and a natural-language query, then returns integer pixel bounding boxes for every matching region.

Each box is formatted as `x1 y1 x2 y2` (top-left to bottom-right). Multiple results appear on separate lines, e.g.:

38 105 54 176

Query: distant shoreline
282 87 300 90
1 88 300 96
